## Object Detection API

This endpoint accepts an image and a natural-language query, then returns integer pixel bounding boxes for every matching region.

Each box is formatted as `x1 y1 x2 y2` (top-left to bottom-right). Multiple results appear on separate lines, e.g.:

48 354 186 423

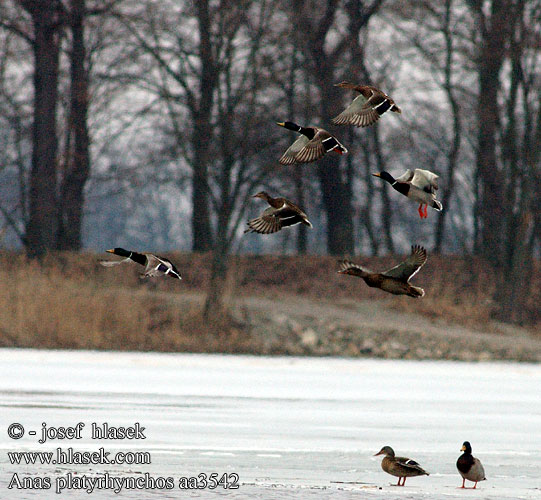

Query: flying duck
100 248 182 280
338 245 427 298
276 121 348 165
457 441 486 489
372 168 442 218
374 446 429 486
244 191 312 234
333 82 401 127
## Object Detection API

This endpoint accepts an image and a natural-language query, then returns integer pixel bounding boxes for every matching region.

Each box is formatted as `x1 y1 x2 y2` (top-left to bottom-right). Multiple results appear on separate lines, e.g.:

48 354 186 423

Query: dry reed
0 250 538 352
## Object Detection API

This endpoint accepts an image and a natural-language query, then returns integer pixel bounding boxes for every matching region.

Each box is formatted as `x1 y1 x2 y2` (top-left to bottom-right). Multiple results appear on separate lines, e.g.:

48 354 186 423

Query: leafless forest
0 0 539 325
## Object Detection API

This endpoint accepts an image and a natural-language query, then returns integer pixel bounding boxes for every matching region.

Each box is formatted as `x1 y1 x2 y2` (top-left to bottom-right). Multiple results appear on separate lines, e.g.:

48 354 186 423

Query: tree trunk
369 126 395 253
468 0 514 266
23 1 63 258
434 0 462 253
294 166 308 254
191 0 215 252
57 0 90 250
313 66 354 256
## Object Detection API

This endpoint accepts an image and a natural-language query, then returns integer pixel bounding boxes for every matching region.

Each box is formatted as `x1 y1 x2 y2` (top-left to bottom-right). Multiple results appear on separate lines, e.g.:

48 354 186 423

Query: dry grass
0 252 255 352
0 250 538 352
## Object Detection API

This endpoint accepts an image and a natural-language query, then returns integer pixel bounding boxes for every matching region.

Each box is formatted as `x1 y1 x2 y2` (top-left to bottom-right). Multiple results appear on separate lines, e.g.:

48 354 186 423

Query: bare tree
289 0 385 255
18 0 64 257
466 0 523 266
57 0 91 250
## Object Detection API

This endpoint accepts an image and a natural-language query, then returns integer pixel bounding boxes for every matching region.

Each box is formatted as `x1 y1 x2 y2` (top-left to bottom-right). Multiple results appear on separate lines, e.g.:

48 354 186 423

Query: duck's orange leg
423 204 428 218
460 478 466 488
473 481 478 489
402 477 407 486
418 204 424 218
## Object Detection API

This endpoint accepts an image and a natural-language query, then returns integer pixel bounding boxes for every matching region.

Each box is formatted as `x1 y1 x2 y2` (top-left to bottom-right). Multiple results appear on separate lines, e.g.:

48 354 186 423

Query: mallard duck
372 169 442 218
100 248 182 280
338 245 427 298
333 82 401 127
374 446 429 486
244 191 312 234
457 441 486 489
277 121 348 165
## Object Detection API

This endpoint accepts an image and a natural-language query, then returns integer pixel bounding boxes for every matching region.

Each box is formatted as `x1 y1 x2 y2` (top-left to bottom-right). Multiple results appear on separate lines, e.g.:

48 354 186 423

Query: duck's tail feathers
432 199 443 211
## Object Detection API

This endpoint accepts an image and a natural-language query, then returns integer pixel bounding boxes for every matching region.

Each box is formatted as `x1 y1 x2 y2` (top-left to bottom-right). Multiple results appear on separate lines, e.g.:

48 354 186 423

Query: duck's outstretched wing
394 169 415 183
99 257 132 267
412 169 439 193
244 206 283 234
332 93 381 127
338 259 373 277
382 245 427 282
279 135 314 165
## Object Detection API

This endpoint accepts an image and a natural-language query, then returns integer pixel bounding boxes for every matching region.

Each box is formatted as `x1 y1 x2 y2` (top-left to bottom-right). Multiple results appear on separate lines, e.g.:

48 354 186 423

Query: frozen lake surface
0 349 539 499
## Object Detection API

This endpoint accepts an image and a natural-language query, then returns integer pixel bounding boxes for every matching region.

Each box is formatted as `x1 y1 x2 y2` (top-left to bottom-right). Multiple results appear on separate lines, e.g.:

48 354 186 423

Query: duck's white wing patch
412 169 439 191
394 169 415 183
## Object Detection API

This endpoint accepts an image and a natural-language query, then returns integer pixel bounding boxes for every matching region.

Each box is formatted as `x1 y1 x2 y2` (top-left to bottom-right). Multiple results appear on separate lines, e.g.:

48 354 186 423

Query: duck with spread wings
244 191 312 234
333 82 401 128
276 121 347 165
100 248 182 280
338 245 427 298
372 168 442 218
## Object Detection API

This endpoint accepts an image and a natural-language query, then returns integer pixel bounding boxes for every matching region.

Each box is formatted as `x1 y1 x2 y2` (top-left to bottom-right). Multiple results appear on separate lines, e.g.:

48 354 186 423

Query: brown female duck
244 191 312 234
333 82 401 127
374 446 429 486
338 245 427 298
457 441 486 489
277 121 348 164
100 248 182 280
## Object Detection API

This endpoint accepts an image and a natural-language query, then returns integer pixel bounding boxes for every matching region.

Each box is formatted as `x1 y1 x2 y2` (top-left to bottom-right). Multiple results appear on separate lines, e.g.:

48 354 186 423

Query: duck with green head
457 441 486 489
276 121 348 165
100 248 182 280
372 168 442 218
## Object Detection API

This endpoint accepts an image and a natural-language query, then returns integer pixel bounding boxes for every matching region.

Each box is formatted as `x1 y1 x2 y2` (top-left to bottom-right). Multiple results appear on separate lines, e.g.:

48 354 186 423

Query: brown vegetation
0 251 538 355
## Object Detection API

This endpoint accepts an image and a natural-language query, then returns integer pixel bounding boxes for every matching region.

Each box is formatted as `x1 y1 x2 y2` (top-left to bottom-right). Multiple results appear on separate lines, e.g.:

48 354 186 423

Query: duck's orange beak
106 249 114 253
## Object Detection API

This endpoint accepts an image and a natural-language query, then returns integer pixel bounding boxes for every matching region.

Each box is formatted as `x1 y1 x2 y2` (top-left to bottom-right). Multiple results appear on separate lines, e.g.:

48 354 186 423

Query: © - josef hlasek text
38 422 146 444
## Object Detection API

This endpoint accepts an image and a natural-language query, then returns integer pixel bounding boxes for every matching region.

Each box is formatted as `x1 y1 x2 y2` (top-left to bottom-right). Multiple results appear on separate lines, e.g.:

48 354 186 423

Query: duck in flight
244 191 312 234
100 248 182 280
338 245 427 298
372 168 442 218
333 82 401 127
276 121 348 165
